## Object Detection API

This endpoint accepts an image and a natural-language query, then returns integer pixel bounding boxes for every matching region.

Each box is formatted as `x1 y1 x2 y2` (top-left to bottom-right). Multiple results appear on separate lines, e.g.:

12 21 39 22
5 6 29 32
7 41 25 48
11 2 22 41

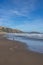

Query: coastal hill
0 26 23 33
28 31 40 34
0 26 41 34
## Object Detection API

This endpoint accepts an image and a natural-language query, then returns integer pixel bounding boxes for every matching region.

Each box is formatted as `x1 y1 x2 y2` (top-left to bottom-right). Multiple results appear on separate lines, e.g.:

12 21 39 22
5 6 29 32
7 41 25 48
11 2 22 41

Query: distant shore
0 34 43 65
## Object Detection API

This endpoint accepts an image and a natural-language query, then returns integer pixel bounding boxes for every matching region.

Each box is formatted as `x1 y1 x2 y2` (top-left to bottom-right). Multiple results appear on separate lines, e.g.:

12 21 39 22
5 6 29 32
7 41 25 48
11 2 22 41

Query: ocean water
4 33 43 53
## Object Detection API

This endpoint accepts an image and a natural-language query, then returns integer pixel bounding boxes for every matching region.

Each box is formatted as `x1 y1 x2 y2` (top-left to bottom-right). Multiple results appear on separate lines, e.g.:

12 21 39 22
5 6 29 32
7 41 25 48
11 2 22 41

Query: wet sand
0 34 43 65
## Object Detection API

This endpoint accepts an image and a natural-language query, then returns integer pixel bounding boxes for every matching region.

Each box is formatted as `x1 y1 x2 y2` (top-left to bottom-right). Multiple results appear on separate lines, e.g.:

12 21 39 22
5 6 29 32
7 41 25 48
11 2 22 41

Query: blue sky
0 0 43 32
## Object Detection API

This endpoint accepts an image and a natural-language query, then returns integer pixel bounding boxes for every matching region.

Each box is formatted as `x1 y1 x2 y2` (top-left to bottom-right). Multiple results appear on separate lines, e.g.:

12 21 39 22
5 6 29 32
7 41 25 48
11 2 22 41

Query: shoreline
0 34 43 65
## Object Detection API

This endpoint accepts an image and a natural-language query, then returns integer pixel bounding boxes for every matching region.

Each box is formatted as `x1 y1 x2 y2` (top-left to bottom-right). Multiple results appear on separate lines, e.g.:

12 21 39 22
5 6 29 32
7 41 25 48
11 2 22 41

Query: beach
0 34 43 65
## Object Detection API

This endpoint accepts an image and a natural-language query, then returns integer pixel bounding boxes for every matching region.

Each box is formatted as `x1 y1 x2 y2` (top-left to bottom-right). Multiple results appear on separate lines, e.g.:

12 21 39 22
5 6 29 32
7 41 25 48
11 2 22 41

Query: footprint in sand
9 48 14 51
9 45 19 51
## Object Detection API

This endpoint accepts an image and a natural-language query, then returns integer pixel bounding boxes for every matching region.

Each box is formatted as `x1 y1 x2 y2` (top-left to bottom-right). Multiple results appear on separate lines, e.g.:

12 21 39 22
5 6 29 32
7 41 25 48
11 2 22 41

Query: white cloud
0 0 42 28
9 0 38 17
0 0 39 19
10 10 23 16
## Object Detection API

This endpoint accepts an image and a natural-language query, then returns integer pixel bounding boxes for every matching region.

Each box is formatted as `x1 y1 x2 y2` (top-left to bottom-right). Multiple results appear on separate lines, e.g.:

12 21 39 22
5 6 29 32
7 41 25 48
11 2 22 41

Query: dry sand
0 32 7 35
0 34 43 65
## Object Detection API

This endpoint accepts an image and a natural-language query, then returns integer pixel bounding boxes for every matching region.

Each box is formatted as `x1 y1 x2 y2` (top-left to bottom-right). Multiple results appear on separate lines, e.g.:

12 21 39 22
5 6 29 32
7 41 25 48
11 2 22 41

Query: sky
0 0 43 32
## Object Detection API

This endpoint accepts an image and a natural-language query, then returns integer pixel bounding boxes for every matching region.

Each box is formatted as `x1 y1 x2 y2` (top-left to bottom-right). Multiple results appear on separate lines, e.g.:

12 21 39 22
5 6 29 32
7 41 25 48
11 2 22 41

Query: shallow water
4 33 43 53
